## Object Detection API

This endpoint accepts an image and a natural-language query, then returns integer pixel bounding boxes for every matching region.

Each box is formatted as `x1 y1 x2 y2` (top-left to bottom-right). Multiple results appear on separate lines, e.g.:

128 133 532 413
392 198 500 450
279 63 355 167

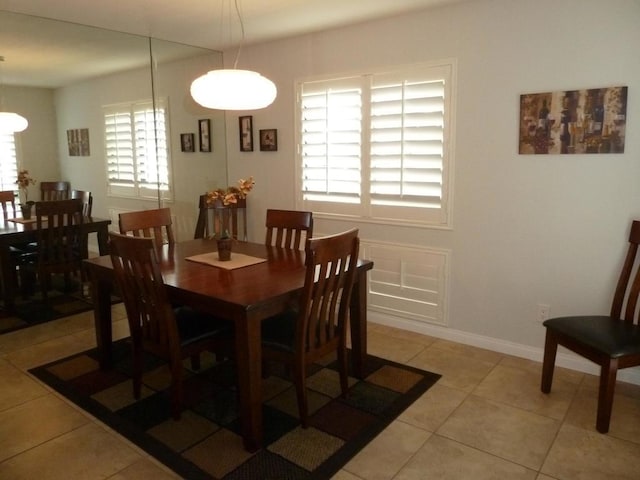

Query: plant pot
20 202 34 220
217 238 232 261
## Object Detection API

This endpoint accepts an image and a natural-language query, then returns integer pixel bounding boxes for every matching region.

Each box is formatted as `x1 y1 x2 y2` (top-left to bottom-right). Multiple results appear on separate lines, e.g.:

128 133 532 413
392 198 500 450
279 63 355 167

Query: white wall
224 0 640 372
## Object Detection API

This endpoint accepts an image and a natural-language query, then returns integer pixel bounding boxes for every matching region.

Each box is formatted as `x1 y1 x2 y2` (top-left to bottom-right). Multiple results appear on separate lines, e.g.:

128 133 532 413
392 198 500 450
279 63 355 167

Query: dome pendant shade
0 111 28 133
190 69 277 110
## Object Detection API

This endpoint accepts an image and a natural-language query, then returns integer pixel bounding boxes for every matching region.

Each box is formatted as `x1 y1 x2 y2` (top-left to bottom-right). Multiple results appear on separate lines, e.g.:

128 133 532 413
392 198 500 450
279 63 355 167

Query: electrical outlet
537 304 550 323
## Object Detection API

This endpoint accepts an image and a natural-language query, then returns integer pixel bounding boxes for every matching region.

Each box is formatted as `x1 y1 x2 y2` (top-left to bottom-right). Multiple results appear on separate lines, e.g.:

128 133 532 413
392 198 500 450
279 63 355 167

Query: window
104 98 172 200
0 132 19 193
296 61 454 227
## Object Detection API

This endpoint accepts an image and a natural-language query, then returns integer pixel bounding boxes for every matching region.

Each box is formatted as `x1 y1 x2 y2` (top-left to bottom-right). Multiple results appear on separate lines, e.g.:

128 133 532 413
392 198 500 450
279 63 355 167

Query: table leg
235 316 262 452
96 225 109 255
350 269 369 378
0 246 16 310
91 275 113 369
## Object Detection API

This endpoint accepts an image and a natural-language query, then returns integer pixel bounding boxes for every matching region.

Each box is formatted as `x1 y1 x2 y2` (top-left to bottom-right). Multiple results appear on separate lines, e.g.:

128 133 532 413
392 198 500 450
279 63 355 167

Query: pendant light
190 0 277 110
0 56 28 133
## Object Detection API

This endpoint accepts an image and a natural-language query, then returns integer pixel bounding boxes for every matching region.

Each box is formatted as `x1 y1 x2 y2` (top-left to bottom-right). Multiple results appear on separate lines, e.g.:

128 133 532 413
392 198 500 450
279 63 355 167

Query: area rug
29 339 440 479
0 275 94 335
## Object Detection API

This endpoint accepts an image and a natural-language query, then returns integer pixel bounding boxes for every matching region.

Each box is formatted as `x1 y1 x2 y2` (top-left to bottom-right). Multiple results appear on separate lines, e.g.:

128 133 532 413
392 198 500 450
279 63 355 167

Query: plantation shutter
105 110 135 187
0 132 19 192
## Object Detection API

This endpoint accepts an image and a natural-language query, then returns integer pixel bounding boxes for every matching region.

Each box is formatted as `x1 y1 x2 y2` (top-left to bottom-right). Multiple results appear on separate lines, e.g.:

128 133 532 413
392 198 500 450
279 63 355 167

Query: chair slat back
35 198 85 274
40 181 70 201
119 208 175 250
194 194 246 240
612 220 640 324
70 190 93 216
0 190 18 220
265 209 313 250
108 232 179 354
297 228 359 360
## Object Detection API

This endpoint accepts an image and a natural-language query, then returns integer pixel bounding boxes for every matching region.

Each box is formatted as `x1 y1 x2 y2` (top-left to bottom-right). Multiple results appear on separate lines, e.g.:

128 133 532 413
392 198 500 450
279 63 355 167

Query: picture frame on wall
67 128 90 156
180 133 195 152
239 115 253 152
199 119 211 152
259 129 278 151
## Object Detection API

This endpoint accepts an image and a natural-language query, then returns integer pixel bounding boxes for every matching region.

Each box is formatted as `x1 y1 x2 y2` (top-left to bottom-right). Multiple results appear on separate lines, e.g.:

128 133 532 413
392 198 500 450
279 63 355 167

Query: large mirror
0 10 227 241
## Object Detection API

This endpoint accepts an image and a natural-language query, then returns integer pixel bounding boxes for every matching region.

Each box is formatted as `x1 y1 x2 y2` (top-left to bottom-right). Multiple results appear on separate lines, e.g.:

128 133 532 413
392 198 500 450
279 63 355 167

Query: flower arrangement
206 176 255 206
16 169 36 205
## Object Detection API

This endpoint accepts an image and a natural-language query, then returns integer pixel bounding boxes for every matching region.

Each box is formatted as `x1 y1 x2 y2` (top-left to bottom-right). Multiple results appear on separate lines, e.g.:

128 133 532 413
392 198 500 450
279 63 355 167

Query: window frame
295 60 456 229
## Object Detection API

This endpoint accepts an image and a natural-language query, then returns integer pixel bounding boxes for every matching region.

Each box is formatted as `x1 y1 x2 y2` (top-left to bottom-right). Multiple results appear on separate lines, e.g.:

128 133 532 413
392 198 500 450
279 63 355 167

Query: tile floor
1 306 639 479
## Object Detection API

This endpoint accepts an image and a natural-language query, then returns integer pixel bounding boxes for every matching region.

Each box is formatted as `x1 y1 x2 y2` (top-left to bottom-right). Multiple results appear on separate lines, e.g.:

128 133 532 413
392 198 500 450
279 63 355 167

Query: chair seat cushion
174 306 233 346
544 315 640 358
261 309 298 353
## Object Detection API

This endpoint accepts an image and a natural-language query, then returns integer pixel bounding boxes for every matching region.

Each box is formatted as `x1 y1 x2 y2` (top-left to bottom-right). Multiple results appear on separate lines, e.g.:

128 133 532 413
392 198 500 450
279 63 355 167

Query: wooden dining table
0 215 111 310
84 238 374 452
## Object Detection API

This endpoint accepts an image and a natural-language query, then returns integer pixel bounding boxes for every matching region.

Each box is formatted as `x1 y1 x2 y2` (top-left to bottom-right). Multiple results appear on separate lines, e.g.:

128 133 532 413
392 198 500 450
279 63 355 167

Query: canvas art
519 86 627 155
67 128 90 156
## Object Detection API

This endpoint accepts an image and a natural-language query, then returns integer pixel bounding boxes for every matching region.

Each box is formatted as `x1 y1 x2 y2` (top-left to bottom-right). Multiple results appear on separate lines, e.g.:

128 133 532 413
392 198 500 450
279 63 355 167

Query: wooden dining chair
194 194 247 240
70 190 93 216
119 207 175 250
541 219 640 433
261 228 359 427
34 198 86 299
264 209 313 250
108 232 234 419
0 190 19 220
40 181 70 201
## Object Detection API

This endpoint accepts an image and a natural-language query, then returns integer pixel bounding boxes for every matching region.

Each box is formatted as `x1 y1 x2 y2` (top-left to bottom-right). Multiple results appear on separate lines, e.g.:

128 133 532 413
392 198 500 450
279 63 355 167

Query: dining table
0 215 111 310
83 238 374 452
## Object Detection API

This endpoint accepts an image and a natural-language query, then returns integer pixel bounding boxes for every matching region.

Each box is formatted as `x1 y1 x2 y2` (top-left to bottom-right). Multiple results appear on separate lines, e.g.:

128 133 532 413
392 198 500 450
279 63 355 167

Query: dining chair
119 207 175 250
108 232 234 419
0 190 34 300
194 194 247 240
0 190 19 220
34 198 86 299
70 190 93 216
40 181 71 201
261 228 359 427
541 219 640 433
264 209 313 250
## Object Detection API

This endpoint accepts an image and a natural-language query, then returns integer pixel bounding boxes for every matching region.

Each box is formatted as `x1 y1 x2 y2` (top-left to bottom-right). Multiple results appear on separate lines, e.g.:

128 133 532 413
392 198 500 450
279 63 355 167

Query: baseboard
369 311 640 386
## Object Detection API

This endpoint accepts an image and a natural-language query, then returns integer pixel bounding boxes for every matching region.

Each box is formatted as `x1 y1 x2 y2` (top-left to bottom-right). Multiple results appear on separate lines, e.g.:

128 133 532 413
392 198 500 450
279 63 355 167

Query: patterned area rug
0 275 94 335
29 339 440 479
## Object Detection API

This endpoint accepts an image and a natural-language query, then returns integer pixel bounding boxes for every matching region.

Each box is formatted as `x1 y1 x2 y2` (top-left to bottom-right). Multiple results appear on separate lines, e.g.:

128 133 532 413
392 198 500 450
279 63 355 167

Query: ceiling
0 0 471 88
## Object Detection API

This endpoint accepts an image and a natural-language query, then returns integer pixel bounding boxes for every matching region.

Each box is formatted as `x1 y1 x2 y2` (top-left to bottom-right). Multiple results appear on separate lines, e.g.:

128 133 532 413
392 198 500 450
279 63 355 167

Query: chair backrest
194 194 247 240
40 181 70 201
108 232 179 355
611 220 640 324
265 209 313 250
119 207 175 250
0 190 18 220
35 198 85 272
70 190 93 216
296 228 359 361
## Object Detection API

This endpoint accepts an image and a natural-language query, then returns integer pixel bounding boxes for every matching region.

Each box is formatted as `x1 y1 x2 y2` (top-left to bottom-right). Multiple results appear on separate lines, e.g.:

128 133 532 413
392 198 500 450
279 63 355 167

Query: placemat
186 252 266 270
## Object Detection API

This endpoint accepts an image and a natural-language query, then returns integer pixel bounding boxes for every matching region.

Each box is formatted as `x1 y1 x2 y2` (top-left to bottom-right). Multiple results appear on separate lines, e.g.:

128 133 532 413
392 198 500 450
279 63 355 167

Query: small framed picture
259 129 278 151
198 119 211 152
180 133 195 152
239 115 253 152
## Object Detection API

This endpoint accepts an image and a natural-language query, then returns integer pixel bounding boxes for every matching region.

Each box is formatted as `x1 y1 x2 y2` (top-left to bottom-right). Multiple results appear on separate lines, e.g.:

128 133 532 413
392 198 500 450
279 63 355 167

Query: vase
217 238 232 261
20 202 33 220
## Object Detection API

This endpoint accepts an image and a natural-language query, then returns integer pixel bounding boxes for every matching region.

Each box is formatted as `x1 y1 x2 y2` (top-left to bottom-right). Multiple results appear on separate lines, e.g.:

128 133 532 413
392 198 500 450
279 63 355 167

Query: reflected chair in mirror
119 207 175 250
0 190 19 220
0 190 33 300
541 220 640 433
34 198 86 300
70 190 93 216
265 209 313 250
261 228 359 427
40 181 71 201
194 194 247 240
108 232 234 419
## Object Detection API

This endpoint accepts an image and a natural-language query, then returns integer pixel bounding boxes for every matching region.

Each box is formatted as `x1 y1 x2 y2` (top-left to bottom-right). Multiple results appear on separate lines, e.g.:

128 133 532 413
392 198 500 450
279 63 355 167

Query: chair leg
190 354 201 371
596 359 618 433
338 346 349 397
132 346 143 399
541 329 558 394
170 360 184 420
293 362 308 428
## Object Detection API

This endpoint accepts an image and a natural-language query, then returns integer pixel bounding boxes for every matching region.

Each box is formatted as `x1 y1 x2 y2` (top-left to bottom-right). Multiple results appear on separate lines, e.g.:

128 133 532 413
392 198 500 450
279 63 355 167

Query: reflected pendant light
0 56 28 133
190 0 277 110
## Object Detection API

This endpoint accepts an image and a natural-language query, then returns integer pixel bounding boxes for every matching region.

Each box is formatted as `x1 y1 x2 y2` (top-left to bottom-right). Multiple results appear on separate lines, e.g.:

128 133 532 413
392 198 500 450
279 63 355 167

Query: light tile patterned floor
1 307 639 479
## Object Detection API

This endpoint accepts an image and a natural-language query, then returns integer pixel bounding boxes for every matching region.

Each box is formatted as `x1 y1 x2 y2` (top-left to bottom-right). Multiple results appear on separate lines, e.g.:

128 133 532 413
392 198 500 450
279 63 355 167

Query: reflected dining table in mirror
0 215 111 310
84 238 374 452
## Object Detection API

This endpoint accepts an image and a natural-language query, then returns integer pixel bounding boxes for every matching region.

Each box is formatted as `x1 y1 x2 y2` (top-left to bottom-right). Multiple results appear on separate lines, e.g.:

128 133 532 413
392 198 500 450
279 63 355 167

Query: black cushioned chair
541 219 640 433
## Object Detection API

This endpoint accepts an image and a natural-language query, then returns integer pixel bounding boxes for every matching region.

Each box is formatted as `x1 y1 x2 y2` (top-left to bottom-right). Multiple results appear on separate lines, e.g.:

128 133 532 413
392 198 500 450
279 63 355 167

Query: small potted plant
16 169 36 219
217 229 232 261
